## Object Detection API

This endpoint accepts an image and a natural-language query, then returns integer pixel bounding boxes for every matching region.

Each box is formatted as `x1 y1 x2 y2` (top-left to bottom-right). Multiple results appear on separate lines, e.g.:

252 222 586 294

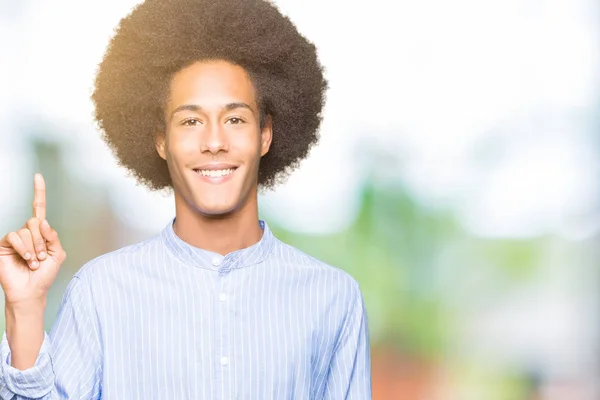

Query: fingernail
24 252 31 260
38 251 46 259
31 261 39 269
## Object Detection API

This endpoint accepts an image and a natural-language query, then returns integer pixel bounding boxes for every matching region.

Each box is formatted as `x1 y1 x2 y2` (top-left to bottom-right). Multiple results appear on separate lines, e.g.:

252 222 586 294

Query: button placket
217 269 233 399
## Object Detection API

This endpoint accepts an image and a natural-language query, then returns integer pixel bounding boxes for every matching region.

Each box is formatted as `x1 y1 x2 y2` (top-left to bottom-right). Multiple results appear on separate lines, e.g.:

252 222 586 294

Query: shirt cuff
0 331 54 398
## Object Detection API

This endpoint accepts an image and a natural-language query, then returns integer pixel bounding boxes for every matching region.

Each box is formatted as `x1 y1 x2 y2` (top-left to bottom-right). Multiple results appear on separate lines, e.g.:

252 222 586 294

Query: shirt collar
160 217 275 274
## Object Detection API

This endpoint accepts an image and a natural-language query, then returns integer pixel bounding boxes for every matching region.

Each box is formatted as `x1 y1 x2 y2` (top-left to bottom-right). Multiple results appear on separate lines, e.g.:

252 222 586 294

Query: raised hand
0 173 67 306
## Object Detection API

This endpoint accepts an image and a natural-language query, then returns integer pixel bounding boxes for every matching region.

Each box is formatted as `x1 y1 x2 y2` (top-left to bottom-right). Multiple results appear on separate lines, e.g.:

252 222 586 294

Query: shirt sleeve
0 332 54 399
0 276 103 400
323 284 372 399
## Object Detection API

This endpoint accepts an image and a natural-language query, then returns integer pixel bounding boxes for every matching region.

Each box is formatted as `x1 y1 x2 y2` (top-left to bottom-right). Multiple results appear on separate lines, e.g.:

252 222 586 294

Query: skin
0 59 272 369
0 174 66 369
156 60 272 255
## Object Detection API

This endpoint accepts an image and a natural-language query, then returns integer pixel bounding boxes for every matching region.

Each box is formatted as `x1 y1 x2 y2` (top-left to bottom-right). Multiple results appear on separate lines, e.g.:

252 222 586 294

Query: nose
201 122 228 154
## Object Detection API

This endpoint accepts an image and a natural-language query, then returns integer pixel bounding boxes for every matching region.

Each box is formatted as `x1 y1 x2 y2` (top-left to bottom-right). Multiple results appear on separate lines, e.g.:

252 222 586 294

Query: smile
195 168 236 178
192 166 238 184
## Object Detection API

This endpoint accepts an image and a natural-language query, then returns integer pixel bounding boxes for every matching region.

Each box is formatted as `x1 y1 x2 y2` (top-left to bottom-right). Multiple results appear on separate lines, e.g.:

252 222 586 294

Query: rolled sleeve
0 331 54 400
0 276 102 400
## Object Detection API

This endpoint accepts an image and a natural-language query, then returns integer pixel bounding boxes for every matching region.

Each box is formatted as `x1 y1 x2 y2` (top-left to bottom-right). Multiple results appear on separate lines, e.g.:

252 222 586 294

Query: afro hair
92 0 328 192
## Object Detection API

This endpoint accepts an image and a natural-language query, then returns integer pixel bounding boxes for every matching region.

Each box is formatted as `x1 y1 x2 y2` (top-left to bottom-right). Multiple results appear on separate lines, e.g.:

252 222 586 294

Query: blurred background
1 0 599 398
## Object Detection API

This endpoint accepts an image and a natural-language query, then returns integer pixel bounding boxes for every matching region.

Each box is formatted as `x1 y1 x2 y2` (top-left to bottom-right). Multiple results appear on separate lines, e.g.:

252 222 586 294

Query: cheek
230 132 262 156
167 134 199 161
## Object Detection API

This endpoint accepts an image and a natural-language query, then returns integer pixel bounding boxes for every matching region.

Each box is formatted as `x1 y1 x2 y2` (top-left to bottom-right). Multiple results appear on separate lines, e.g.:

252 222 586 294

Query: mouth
192 165 238 184
193 168 237 178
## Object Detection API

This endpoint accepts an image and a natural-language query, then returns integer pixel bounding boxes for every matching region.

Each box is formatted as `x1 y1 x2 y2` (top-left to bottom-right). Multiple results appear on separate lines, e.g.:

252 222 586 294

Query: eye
181 118 202 126
226 117 245 125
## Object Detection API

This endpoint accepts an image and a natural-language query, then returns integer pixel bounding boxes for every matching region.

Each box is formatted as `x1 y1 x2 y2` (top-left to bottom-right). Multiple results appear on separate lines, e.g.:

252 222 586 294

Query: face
155 60 272 217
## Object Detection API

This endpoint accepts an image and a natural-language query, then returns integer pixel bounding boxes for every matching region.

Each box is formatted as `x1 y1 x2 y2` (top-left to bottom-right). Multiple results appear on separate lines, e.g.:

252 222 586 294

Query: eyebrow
170 102 254 119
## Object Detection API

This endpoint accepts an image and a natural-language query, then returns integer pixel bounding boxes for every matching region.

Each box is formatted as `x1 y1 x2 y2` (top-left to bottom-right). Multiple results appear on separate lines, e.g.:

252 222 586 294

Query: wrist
5 298 46 318
5 302 45 340
4 300 46 370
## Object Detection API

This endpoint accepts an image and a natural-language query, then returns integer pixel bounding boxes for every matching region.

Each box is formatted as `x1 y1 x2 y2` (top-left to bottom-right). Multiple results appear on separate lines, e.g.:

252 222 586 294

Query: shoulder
271 238 362 303
270 240 366 341
73 233 162 283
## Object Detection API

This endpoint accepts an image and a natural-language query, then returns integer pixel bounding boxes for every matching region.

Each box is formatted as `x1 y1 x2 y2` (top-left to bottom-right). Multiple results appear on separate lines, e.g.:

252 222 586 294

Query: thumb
0 233 10 249
0 233 15 255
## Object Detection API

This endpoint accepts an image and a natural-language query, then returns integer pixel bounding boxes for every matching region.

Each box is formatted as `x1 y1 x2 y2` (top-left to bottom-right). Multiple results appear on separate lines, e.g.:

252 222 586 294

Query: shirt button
212 257 221 267
219 292 227 302
220 356 229 366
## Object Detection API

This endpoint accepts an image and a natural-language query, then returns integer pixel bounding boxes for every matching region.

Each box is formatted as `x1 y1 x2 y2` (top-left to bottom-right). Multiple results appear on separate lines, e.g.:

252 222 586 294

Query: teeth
196 168 235 178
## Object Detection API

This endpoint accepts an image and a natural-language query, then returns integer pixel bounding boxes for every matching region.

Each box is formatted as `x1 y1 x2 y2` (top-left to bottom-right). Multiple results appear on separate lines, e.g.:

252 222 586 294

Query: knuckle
17 228 29 237
27 217 40 228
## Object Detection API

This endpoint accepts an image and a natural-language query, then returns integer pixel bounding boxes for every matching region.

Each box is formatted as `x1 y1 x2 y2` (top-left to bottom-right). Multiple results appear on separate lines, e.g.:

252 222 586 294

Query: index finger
32 173 46 221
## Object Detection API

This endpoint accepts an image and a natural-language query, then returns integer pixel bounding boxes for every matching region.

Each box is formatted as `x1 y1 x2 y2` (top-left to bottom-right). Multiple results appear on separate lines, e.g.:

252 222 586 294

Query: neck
172 192 263 256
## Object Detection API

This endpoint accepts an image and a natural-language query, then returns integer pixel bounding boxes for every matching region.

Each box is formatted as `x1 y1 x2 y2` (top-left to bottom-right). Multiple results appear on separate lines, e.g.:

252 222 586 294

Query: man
0 0 371 398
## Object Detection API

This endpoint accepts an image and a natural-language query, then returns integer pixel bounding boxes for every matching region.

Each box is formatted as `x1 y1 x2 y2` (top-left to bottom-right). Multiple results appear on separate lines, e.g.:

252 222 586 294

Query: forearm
5 300 46 370
1 277 102 400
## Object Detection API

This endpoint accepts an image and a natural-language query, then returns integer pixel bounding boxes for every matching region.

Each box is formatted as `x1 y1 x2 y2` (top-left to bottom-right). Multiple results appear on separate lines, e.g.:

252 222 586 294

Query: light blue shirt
0 219 372 399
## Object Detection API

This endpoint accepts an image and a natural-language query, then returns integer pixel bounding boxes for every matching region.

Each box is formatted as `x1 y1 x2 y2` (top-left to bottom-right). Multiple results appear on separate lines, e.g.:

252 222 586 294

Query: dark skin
0 59 272 369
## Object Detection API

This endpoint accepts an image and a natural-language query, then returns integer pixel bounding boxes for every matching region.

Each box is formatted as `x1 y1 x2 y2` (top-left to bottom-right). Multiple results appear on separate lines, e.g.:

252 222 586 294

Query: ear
260 115 273 157
155 132 167 160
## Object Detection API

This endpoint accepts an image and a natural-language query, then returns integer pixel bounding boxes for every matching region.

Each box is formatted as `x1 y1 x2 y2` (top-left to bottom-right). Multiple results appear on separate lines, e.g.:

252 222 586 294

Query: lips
192 163 238 183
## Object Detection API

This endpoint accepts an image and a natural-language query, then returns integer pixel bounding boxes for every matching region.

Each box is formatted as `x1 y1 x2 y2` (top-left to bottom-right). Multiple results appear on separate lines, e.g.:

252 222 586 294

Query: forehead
168 60 257 108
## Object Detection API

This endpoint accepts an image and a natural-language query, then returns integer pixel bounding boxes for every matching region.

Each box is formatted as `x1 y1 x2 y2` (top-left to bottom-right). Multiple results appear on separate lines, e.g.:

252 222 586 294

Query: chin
176 176 252 218
193 199 240 218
